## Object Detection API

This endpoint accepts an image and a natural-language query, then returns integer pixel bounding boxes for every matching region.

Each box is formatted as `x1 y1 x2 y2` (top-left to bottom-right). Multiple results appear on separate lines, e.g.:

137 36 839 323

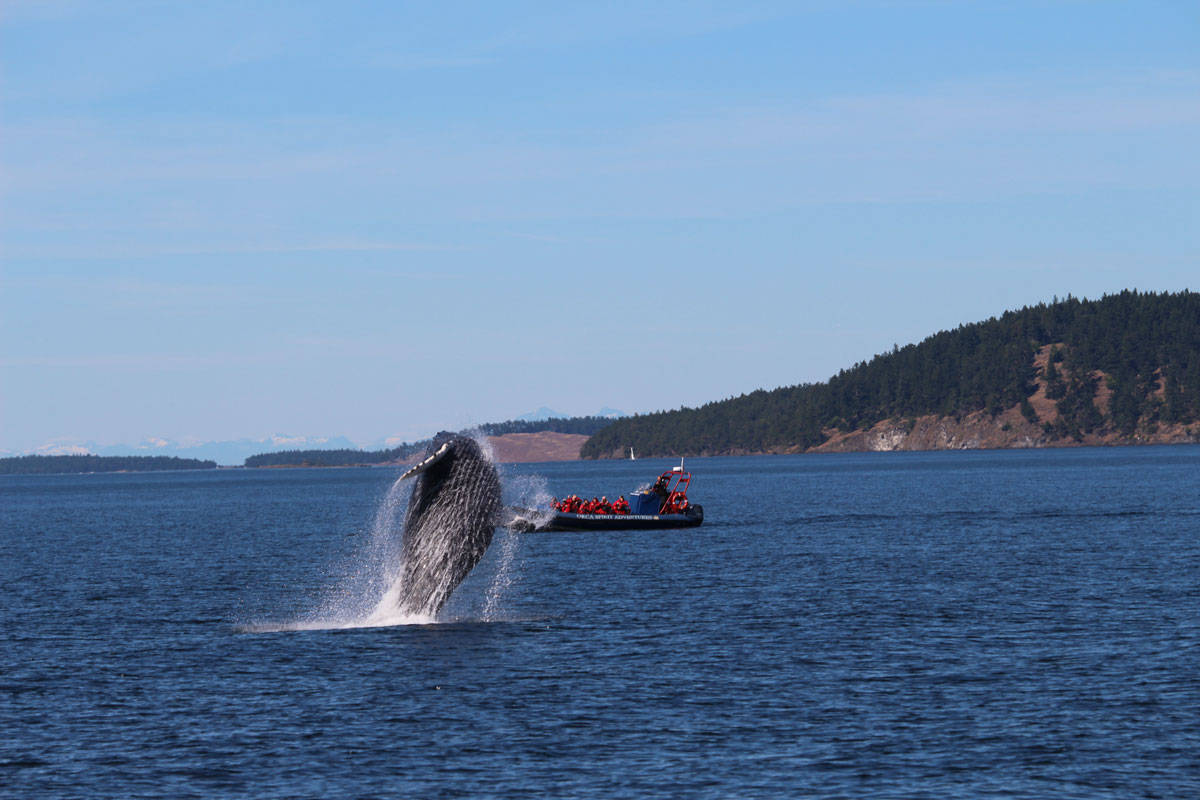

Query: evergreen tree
582 291 1200 457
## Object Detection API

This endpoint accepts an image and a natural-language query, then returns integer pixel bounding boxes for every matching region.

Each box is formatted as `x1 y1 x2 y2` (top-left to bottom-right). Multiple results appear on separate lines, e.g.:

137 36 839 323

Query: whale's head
396 432 501 616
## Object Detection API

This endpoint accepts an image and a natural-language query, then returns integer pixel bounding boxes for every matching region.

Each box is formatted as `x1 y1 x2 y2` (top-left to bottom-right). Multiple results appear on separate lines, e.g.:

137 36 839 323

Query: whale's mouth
399 442 452 480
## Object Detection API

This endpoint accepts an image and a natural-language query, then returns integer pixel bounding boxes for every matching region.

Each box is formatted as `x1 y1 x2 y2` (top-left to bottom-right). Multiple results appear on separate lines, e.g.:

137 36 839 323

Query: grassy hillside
582 290 1200 457
243 416 616 467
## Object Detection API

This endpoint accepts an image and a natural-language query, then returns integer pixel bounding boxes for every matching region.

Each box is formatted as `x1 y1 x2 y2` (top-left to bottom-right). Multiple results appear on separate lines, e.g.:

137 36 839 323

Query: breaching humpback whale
395 432 502 616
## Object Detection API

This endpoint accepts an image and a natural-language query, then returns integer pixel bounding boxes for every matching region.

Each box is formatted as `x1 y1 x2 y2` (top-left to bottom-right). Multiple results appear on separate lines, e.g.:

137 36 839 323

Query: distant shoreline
9 428 1198 475
0 454 218 476
592 417 1200 459
246 432 592 469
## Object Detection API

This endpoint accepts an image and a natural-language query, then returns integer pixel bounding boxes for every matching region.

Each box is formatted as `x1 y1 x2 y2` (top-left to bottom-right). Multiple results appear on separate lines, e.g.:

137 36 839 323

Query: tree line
242 416 618 467
478 416 616 436
0 454 218 474
581 290 1200 457
243 444 426 468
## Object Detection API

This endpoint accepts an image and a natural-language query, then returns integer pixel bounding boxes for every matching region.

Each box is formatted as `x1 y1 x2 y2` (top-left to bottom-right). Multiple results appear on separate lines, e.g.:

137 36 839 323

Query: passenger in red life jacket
598 496 610 514
613 495 630 514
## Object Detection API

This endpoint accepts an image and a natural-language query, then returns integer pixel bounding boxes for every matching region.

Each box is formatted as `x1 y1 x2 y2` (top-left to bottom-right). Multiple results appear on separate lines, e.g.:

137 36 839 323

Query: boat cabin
630 465 692 515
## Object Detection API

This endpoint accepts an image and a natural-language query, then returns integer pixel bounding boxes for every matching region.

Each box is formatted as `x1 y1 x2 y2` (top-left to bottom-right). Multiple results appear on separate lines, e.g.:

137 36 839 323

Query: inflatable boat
507 464 704 532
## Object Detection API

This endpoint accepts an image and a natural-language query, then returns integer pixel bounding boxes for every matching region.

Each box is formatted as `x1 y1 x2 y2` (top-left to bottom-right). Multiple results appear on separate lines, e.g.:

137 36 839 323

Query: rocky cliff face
809 344 1200 453
809 410 1198 453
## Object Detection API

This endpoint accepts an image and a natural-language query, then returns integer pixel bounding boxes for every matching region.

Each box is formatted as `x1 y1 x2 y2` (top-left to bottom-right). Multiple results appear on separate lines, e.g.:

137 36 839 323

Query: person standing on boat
651 475 669 503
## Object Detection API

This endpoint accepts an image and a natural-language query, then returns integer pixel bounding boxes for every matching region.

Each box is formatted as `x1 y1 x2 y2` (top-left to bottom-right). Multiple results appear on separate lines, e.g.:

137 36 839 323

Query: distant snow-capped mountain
19 412 634 467
516 406 569 421
26 435 360 466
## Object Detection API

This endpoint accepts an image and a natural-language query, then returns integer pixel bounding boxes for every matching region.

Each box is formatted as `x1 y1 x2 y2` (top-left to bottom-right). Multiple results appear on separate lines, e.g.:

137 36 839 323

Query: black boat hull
507 505 703 532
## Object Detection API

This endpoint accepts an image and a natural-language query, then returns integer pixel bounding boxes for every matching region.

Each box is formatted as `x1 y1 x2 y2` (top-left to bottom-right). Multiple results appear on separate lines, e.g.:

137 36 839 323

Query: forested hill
243 445 425 468
0 455 218 474
582 291 1200 458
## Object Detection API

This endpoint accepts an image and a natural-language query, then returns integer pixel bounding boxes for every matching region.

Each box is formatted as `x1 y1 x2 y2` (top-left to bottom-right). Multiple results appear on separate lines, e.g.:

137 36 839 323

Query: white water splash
502 471 557 530
244 430 525 632
480 527 521 621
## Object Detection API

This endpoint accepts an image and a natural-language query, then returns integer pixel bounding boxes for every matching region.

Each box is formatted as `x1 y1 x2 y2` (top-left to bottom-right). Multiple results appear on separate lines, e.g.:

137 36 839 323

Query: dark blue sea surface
3 446 1199 798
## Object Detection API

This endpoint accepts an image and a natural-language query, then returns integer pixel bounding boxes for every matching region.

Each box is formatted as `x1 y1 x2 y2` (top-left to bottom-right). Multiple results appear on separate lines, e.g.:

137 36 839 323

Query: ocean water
2 447 1199 798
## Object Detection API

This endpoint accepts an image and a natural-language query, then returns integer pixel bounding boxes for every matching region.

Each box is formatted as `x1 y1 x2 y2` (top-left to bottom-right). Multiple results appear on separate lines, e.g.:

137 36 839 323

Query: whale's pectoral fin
400 442 452 480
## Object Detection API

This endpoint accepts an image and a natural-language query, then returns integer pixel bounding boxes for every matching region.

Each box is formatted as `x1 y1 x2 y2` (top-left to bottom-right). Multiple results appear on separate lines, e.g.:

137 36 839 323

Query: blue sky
2 1 1197 453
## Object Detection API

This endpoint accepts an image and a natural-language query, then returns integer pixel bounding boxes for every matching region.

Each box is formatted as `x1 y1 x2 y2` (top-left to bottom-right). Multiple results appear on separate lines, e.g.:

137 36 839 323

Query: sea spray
295 470 433 628
473 470 551 620
502 471 557 530
481 528 520 621
262 429 522 630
